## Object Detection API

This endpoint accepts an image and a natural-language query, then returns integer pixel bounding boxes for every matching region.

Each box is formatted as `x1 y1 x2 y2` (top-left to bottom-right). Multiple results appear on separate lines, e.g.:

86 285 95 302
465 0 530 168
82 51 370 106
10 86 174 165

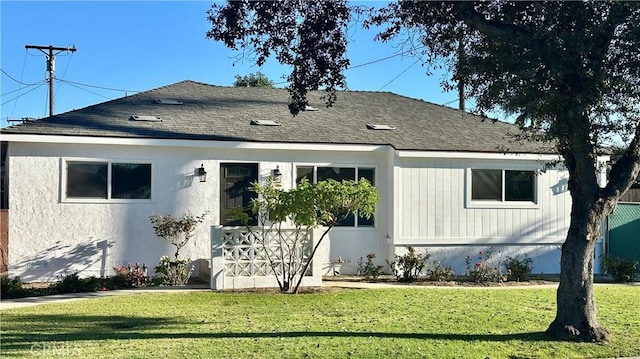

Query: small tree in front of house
233 176 378 294
150 211 208 285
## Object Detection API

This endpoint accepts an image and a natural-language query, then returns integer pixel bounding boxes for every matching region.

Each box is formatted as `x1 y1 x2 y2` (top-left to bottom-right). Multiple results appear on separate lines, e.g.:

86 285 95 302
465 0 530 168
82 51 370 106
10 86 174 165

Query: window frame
465 166 540 209
61 158 154 203
294 164 377 228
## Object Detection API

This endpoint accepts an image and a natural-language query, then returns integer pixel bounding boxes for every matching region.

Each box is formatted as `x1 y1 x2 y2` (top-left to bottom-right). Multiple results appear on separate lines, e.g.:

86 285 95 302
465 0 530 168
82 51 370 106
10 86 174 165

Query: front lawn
1 286 639 358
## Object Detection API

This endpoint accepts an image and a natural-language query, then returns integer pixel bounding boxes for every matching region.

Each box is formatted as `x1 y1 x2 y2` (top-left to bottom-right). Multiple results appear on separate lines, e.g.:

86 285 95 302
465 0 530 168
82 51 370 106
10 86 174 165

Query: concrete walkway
0 285 211 310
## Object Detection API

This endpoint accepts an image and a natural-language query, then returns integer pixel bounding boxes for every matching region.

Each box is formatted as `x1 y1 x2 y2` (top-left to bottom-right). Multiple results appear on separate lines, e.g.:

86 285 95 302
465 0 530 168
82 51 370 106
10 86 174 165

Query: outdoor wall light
198 164 207 183
272 166 282 182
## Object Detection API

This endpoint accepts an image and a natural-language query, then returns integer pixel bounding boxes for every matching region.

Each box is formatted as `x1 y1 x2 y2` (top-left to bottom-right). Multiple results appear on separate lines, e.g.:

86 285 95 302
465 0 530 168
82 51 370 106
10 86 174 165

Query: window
65 160 152 201
296 166 375 227
469 168 536 207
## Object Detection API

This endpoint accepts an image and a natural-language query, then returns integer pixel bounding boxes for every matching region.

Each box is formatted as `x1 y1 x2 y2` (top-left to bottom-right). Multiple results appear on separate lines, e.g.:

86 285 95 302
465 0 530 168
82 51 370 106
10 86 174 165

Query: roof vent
154 98 183 105
250 119 281 126
367 124 396 130
304 105 319 111
130 115 162 122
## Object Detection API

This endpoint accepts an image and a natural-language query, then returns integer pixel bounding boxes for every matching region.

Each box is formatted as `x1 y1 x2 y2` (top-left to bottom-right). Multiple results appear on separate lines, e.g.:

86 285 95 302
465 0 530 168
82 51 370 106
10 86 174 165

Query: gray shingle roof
1 80 554 154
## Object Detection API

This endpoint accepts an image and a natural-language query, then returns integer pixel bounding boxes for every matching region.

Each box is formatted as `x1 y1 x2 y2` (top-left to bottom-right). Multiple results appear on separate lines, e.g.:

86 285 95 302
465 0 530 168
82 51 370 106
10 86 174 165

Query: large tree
233 71 275 88
207 1 640 342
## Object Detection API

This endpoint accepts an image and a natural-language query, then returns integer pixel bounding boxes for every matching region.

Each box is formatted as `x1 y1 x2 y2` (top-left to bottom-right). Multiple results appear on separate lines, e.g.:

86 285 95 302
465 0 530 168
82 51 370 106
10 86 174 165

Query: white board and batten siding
393 156 572 274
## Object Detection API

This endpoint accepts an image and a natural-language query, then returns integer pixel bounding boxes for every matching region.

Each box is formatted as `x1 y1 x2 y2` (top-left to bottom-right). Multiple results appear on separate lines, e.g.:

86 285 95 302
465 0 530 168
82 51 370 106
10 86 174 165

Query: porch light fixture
198 164 207 183
272 166 282 182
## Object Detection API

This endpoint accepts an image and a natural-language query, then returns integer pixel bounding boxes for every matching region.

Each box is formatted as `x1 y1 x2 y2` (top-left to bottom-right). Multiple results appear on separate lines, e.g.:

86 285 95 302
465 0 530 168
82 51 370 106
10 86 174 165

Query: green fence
608 203 640 268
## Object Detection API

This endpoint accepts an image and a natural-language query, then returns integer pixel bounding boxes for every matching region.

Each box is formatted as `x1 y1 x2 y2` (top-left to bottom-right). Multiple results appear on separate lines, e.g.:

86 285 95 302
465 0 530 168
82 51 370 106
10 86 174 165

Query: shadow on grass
1 314 555 352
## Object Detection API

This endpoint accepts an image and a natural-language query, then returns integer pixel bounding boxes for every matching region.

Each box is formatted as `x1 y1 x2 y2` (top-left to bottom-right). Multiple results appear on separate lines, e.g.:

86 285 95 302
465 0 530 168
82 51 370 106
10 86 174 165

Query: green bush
357 253 384 280
154 256 194 286
425 261 455 281
601 255 638 283
387 247 430 282
504 254 534 282
52 272 101 294
1 274 24 298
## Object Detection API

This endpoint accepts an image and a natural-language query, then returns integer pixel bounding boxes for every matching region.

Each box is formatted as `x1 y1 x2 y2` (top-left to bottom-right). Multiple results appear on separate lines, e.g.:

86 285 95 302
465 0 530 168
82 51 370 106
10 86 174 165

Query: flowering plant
464 247 506 284
154 255 194 286
111 263 149 288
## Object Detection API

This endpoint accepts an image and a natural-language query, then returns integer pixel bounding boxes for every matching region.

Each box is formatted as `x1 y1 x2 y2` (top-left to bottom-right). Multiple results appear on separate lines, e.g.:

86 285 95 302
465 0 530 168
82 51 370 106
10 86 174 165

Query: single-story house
0 80 609 286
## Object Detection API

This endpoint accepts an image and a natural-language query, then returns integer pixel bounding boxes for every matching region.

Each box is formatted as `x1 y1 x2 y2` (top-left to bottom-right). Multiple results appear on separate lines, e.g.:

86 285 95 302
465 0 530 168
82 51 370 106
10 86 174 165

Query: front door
220 163 258 226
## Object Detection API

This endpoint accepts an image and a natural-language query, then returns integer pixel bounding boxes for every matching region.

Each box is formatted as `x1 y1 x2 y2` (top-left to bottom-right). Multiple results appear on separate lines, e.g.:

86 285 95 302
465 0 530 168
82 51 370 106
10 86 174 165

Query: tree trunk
546 205 610 342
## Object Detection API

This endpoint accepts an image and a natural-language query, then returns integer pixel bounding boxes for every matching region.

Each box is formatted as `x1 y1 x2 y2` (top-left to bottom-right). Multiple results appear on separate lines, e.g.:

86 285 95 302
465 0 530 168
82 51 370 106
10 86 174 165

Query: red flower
479 251 483 256
476 262 483 268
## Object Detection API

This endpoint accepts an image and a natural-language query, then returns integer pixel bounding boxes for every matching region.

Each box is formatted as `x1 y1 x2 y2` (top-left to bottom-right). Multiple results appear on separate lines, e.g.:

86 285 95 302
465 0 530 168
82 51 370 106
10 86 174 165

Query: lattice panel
221 229 313 278
609 203 640 230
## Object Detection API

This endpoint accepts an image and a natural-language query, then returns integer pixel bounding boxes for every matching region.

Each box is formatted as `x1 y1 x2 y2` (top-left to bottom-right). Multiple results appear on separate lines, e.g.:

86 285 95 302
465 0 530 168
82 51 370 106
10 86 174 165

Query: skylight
367 124 396 130
250 120 281 126
130 115 162 122
154 98 183 105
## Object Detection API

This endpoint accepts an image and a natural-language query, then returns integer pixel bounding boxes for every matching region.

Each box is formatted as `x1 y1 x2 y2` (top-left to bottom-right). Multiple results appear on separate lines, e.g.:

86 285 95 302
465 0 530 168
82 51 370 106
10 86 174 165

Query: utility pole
457 29 465 112
25 44 76 117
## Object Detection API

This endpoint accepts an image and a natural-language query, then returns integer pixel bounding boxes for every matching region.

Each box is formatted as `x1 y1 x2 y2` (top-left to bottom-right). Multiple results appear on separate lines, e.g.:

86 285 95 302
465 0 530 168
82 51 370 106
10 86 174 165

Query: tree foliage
207 1 640 341
234 176 378 294
150 211 209 259
233 72 275 88
207 0 352 114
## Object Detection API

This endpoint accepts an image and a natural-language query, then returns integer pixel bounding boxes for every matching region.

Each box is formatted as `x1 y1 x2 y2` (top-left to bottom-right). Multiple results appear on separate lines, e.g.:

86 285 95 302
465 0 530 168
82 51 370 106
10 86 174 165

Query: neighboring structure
0 80 609 285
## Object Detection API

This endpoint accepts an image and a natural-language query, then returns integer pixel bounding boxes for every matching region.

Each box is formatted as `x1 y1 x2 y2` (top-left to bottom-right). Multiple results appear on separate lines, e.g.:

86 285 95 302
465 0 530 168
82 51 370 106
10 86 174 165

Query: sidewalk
0 285 210 310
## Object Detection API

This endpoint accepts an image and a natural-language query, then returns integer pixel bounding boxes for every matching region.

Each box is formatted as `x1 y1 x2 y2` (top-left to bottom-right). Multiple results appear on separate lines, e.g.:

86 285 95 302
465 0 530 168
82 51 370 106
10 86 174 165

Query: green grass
1 286 639 358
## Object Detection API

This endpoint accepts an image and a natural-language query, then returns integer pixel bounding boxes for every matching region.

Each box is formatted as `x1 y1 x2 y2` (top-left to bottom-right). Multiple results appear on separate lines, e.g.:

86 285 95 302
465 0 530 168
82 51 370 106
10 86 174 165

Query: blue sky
1 1 477 129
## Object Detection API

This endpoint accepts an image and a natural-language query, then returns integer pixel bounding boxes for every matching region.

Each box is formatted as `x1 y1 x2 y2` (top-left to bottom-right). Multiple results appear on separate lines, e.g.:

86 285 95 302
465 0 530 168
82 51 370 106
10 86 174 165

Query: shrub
1 274 24 298
52 272 101 293
465 247 506 284
110 263 149 288
357 253 384 280
154 256 194 286
150 211 208 259
504 254 534 282
425 261 455 281
387 247 430 282
601 255 638 283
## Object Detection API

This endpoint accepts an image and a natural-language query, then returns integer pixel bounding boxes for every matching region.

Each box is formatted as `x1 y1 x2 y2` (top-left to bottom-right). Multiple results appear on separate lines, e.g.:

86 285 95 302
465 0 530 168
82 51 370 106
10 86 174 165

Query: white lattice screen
221 228 313 278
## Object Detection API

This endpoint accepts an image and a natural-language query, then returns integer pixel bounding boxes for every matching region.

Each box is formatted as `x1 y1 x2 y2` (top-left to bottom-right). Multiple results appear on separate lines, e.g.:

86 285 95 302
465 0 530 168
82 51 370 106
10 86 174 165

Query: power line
0 68 42 86
377 58 421 91
273 46 426 86
55 78 140 93
58 80 113 100
1 82 47 106
55 52 74 95
348 46 424 71
1 80 47 97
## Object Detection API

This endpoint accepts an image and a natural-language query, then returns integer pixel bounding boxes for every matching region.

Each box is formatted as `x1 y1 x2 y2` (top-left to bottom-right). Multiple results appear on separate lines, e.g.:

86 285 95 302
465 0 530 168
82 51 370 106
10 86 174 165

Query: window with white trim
469 168 536 206
296 166 375 227
65 161 152 200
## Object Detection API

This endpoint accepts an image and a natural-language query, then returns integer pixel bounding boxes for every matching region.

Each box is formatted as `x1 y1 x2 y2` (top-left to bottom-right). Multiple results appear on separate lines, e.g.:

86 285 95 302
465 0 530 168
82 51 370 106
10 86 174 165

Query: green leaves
149 211 209 259
248 177 378 229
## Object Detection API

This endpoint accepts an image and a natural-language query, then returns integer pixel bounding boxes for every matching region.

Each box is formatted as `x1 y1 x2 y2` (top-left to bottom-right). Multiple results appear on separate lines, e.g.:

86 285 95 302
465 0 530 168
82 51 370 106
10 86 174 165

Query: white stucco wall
7 136 599 281
6 140 390 281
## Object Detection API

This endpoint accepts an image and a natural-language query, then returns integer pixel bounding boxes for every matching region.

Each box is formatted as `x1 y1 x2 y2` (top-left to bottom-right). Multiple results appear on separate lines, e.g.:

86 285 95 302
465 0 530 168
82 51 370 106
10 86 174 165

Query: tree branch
453 2 532 41
602 125 640 200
